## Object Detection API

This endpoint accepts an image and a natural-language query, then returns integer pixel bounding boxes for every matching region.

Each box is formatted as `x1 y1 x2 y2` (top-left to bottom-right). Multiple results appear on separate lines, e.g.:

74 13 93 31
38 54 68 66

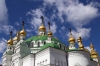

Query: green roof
40 43 60 51
25 35 62 43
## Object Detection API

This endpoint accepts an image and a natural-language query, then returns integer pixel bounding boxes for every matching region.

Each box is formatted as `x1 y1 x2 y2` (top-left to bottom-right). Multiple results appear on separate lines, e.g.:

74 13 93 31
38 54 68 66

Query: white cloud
85 46 91 52
0 0 8 24
50 22 57 34
67 28 91 40
15 22 20 26
27 9 44 33
43 0 99 39
0 38 7 53
27 8 57 34
0 0 17 35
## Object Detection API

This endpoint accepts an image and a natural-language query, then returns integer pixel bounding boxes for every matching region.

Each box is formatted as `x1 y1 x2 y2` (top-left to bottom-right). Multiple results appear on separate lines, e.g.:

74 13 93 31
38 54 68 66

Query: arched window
32 42 34 47
59 44 61 49
44 41 46 45
10 47 11 50
37 42 40 47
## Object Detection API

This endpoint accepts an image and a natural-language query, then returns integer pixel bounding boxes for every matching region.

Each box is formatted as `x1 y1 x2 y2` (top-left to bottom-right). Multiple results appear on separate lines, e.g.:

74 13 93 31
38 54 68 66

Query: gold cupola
47 22 52 37
20 21 26 36
7 31 13 45
90 43 98 58
77 36 84 50
38 16 46 31
68 28 75 44
13 30 20 41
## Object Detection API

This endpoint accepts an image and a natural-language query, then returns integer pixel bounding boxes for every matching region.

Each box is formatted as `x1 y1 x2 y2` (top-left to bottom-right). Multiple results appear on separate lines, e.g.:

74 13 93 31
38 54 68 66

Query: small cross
22 21 25 26
69 28 72 33
10 31 13 38
40 16 44 25
48 22 50 30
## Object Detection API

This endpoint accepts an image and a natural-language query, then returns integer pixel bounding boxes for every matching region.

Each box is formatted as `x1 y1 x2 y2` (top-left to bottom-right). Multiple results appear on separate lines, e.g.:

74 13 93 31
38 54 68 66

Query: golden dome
90 43 98 58
7 31 13 45
48 31 52 36
77 36 84 50
7 39 13 45
20 29 26 36
39 25 46 31
77 37 82 42
68 35 75 44
13 31 20 41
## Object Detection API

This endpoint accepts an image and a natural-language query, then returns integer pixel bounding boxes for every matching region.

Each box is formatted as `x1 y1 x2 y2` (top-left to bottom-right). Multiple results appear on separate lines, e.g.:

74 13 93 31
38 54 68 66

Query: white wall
50 47 67 66
35 48 50 66
68 51 98 66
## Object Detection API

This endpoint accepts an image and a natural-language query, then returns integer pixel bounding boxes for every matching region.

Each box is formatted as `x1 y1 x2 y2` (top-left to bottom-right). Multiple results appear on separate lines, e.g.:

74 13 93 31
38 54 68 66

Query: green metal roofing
25 35 62 43
40 43 60 51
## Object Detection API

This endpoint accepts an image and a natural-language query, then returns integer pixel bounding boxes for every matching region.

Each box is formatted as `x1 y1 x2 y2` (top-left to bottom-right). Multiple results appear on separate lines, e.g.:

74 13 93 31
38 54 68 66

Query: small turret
90 43 98 62
77 35 84 50
13 30 20 45
38 16 46 35
47 22 53 42
68 28 76 50
20 21 26 40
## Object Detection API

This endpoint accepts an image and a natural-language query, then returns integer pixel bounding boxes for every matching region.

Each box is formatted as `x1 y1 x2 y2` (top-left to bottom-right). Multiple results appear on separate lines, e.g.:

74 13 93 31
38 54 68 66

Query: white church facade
2 16 100 66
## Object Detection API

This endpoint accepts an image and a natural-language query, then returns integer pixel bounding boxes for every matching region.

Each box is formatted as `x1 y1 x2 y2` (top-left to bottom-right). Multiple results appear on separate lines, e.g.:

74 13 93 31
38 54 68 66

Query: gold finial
20 21 26 36
77 33 84 50
7 31 13 45
48 22 52 37
39 16 46 31
68 28 75 44
90 43 98 58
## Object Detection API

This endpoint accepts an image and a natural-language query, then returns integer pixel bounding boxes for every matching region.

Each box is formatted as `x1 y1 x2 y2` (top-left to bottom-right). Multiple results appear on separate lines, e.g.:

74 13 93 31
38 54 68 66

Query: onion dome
47 22 52 37
13 30 20 41
68 28 75 44
7 31 13 45
39 25 46 31
39 16 46 31
20 21 26 36
90 43 98 58
77 36 84 50
48 31 52 37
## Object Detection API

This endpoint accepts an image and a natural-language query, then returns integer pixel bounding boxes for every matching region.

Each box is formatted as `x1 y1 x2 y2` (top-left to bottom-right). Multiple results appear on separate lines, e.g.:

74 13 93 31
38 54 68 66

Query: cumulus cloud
27 8 57 34
43 0 99 39
0 0 8 24
67 28 91 39
0 0 17 35
0 38 7 53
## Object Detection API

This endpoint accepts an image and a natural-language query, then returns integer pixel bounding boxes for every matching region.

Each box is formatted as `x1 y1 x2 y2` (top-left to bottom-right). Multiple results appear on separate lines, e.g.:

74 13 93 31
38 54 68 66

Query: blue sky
0 0 100 63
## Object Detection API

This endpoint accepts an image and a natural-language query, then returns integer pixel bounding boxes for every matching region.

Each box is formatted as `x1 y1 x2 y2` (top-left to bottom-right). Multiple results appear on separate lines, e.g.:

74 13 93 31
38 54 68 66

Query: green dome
25 35 62 43
40 42 60 51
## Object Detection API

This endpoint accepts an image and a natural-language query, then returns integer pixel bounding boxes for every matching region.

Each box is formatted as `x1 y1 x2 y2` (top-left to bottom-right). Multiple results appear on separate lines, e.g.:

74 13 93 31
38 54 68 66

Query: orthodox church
2 16 100 66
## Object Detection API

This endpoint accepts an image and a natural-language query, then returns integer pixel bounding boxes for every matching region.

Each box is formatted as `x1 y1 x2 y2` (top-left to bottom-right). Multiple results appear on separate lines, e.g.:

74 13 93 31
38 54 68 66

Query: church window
32 42 34 47
10 47 11 50
44 41 46 45
60 44 61 49
37 42 40 47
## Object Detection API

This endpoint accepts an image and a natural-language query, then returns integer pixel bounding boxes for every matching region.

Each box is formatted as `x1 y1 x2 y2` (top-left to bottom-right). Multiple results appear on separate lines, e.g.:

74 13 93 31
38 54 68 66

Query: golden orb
7 39 13 45
91 51 98 55
68 36 75 43
13 36 20 41
39 25 46 31
48 31 52 36
20 29 26 36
